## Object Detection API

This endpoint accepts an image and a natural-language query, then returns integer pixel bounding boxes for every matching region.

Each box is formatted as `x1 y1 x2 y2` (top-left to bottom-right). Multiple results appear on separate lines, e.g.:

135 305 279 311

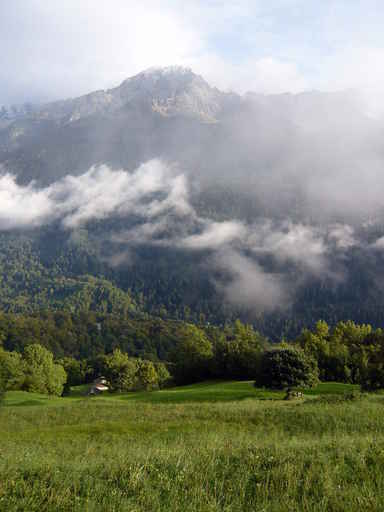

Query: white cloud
247 221 327 274
0 156 377 312
0 159 190 229
213 249 289 312
111 219 171 246
0 172 54 229
237 57 308 94
3 1 384 104
180 220 247 250
371 236 384 250
327 224 357 250
0 1 202 103
319 46 384 115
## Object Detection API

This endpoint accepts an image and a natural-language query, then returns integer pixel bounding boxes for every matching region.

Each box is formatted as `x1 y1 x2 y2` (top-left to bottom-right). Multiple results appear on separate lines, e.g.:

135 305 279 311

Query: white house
88 376 109 395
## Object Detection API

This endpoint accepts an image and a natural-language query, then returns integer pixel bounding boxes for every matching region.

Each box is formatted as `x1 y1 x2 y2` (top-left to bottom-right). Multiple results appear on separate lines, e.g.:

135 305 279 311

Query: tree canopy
255 347 319 390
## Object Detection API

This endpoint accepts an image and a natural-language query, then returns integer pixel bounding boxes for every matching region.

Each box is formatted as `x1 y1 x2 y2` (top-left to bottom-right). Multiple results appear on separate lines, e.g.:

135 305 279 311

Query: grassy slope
2 381 359 407
1 381 380 512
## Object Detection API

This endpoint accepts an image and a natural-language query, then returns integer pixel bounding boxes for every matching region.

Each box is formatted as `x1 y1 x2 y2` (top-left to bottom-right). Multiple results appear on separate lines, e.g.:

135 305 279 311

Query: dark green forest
1 303 384 394
2 198 384 395
2 225 384 343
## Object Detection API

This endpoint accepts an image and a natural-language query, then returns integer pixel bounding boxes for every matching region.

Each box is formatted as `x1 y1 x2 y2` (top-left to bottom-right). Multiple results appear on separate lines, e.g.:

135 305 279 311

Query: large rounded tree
255 346 319 389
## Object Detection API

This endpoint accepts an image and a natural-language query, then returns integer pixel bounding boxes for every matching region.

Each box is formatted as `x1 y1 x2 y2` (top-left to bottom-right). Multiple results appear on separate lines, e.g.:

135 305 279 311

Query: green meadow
1 381 384 512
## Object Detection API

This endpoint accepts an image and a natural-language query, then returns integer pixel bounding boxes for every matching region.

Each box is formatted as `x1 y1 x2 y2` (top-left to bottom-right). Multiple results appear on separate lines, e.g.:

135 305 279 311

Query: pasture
0 381 383 511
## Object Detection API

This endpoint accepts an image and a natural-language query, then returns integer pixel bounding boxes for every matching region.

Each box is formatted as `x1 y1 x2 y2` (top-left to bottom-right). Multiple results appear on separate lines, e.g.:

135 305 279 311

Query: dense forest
1 306 384 395
3 227 384 343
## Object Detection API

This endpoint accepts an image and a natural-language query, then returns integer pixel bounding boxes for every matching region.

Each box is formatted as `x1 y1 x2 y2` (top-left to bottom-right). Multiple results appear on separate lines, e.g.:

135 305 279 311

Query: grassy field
1 381 383 511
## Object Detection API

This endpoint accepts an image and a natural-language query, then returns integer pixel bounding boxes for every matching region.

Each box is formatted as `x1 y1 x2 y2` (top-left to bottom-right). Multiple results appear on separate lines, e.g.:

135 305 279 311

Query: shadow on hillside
8 400 44 407
117 389 284 404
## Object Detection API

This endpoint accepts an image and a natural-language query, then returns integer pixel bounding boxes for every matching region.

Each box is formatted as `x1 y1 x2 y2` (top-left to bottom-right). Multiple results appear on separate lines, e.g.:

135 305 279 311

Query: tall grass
0 382 382 511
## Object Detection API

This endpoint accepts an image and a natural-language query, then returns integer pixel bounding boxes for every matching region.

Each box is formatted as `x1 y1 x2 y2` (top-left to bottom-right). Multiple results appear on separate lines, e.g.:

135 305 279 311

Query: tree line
5 228 384 343
0 313 268 394
2 312 384 395
0 344 66 396
296 320 384 390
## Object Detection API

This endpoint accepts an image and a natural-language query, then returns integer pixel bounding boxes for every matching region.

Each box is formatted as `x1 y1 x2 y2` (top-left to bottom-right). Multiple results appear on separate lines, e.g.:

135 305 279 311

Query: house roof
92 384 109 391
93 377 107 384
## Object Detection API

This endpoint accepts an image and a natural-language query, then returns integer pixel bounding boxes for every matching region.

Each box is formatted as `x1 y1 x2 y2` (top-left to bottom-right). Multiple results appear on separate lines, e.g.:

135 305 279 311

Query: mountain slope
1 67 384 338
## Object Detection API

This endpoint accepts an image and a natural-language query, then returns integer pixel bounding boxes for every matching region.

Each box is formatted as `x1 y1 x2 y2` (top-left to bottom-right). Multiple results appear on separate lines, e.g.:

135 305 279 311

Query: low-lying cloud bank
0 159 380 312
0 160 191 230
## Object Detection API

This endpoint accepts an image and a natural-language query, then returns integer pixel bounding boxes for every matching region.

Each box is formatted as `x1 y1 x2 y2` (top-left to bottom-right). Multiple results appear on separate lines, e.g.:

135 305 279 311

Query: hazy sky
1 1 384 106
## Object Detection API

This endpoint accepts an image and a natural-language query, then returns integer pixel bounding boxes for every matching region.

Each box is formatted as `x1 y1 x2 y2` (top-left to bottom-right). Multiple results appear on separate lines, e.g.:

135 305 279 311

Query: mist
0 160 190 230
189 89 384 226
0 148 382 312
1 17 384 314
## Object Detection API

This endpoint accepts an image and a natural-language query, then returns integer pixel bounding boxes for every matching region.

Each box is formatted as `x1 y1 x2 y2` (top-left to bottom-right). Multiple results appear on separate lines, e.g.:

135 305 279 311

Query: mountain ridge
0 66 384 338
0 65 374 189
1 66 369 127
15 66 225 124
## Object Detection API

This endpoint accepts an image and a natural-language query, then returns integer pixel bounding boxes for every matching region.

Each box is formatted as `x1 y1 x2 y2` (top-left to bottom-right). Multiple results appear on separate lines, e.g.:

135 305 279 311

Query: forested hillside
1 225 384 340
2 67 384 339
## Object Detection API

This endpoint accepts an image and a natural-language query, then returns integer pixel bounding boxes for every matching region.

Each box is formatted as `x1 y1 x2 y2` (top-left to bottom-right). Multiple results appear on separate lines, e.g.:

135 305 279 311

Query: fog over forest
1 67 384 317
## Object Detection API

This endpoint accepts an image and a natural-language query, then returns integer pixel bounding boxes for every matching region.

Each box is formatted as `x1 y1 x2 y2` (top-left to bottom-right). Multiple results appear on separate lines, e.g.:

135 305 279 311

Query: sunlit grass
1 381 380 511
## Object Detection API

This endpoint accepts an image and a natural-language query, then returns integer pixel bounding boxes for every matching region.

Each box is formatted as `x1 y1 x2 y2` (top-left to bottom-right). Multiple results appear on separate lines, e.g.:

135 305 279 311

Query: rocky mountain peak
116 66 222 121
32 66 224 124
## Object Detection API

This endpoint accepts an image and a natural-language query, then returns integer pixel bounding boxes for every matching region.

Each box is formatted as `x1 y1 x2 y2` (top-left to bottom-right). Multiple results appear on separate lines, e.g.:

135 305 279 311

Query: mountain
0 66 232 185
1 67 384 339
35 66 225 123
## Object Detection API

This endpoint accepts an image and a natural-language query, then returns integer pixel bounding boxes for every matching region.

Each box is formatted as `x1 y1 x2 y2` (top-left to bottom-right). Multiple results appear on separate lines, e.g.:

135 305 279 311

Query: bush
255 346 319 389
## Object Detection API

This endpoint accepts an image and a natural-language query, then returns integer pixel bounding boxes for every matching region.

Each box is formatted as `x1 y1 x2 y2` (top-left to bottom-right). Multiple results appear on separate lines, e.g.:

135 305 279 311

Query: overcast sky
2 0 384 106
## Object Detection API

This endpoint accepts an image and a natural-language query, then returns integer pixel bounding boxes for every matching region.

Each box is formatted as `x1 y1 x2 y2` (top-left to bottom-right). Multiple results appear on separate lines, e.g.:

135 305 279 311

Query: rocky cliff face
31 66 225 124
